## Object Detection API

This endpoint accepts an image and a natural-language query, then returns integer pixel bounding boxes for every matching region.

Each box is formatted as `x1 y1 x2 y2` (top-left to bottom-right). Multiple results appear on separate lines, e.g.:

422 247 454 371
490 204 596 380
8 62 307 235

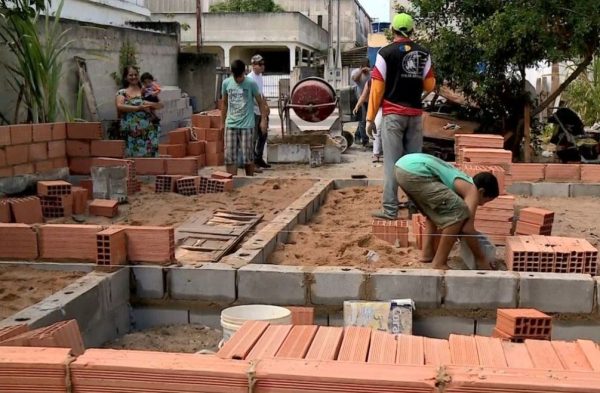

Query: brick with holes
96 227 127 265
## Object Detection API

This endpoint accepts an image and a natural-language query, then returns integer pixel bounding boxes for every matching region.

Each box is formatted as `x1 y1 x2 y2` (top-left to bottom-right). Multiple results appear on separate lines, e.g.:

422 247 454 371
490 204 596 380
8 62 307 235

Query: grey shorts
395 167 470 229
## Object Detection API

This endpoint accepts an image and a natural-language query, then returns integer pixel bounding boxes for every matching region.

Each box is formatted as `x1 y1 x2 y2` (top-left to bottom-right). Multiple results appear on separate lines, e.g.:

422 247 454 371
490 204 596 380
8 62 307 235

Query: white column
222 45 232 67
288 45 296 72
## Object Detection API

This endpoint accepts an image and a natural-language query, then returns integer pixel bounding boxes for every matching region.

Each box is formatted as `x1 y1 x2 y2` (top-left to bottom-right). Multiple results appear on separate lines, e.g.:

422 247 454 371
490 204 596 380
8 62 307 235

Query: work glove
366 120 375 140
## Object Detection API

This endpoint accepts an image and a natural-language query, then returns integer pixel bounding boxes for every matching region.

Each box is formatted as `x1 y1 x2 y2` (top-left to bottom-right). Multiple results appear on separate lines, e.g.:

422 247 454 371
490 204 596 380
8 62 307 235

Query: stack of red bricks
515 207 554 235
0 319 85 356
455 134 513 187
510 163 600 183
0 196 44 224
191 111 225 166
474 195 515 245
459 163 509 194
492 308 552 343
67 122 126 175
372 219 409 247
454 134 505 162
0 122 68 177
412 213 427 250
505 235 598 274
37 180 73 218
155 171 234 195
0 346 72 392
0 221 175 265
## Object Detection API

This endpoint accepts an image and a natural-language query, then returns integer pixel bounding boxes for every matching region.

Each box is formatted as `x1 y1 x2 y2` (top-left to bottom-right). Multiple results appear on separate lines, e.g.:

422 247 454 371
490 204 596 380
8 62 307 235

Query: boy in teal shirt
222 59 268 176
395 153 499 270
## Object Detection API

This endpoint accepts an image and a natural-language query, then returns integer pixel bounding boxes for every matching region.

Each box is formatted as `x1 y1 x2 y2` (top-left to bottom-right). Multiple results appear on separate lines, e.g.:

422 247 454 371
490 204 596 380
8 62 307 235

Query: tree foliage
209 0 284 12
563 57 600 125
406 1 600 133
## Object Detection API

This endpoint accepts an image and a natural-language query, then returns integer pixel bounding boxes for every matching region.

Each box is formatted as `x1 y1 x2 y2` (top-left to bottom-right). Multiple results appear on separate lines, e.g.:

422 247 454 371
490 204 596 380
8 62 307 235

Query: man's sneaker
255 158 271 169
371 210 397 220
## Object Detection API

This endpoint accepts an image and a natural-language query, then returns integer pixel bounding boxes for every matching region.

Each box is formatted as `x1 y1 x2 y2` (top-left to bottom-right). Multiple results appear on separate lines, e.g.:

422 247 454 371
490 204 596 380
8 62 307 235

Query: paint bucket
220 305 292 344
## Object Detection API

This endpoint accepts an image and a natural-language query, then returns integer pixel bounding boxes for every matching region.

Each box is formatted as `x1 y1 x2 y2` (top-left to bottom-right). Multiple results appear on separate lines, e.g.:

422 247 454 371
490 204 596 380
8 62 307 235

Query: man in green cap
367 13 436 220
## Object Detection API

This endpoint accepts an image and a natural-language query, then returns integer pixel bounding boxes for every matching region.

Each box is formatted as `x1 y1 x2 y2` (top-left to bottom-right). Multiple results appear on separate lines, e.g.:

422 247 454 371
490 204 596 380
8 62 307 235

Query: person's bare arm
354 82 370 114
222 93 228 120
116 94 147 113
454 178 489 269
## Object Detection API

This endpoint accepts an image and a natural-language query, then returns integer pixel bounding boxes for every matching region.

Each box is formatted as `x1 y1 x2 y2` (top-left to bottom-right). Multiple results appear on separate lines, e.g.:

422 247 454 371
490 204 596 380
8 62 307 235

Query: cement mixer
278 77 355 152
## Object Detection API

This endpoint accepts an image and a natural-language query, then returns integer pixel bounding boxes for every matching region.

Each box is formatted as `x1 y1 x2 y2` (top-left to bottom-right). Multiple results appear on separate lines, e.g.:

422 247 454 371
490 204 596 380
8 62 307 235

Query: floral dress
117 89 159 157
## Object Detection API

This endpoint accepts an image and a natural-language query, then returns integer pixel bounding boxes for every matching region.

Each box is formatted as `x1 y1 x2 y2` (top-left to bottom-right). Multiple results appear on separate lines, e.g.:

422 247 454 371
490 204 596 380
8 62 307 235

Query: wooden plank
74 56 100 122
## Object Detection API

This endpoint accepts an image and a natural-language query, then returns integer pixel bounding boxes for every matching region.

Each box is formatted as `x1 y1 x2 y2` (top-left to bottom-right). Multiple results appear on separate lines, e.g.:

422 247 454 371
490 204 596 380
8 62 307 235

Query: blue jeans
382 114 423 217
355 104 369 146
254 114 267 161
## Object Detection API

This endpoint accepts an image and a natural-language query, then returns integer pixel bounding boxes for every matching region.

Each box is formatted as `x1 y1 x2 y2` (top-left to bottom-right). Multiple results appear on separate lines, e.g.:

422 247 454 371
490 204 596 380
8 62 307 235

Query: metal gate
262 74 290 99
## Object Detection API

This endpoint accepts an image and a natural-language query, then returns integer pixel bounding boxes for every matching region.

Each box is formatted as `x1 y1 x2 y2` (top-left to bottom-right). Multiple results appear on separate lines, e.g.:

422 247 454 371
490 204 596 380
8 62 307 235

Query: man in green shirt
395 153 499 270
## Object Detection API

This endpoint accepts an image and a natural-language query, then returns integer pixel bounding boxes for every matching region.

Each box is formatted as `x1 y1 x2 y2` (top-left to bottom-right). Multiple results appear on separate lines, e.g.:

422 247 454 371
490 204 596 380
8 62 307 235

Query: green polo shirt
395 153 473 191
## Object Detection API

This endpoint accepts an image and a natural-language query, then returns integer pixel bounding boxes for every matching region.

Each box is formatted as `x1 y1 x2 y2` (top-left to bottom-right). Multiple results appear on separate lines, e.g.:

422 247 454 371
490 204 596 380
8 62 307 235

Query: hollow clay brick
337 326 371 362
187 141 206 156
0 125 10 146
168 129 190 145
38 224 103 261
12 163 34 176
9 124 32 145
90 140 125 158
276 325 319 359
32 123 52 142
305 326 344 361
47 140 66 159
191 114 211 128
246 324 293 361
6 144 29 165
66 122 102 139
0 223 38 260
96 227 127 265
9 197 43 224
28 142 48 161
367 330 396 364
114 225 175 264
66 140 91 157
133 158 165 175
71 187 88 215
217 320 269 360
37 180 72 196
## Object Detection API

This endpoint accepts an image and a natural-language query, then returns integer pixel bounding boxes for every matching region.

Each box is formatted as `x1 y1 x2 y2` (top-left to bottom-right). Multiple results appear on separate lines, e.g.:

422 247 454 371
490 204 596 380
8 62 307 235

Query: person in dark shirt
367 13 436 221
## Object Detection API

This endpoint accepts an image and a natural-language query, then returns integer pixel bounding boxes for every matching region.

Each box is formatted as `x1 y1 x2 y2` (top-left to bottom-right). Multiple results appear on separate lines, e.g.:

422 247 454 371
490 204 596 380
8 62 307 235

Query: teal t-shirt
221 76 259 129
396 153 473 191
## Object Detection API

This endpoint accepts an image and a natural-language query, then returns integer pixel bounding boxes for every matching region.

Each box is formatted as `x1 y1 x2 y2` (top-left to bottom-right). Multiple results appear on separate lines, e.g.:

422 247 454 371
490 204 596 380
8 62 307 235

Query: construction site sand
0 266 85 320
105 324 222 353
269 187 600 271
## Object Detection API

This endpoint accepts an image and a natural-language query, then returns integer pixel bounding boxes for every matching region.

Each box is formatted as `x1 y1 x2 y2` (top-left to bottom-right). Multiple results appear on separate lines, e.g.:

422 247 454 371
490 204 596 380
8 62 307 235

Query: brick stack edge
515 207 554 236
372 219 409 247
156 171 233 195
492 308 552 342
0 319 85 356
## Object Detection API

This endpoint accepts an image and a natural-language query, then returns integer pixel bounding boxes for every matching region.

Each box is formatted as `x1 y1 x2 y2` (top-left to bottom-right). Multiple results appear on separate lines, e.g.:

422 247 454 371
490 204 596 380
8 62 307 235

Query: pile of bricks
459 163 509 194
372 219 409 247
191 111 225 166
0 123 68 177
0 319 85 355
1 196 44 224
155 171 234 195
454 134 514 189
454 134 505 163
510 163 600 183
515 207 554 235
412 213 427 250
505 235 598 274
492 308 552 342
37 180 73 218
474 195 515 245
0 346 72 392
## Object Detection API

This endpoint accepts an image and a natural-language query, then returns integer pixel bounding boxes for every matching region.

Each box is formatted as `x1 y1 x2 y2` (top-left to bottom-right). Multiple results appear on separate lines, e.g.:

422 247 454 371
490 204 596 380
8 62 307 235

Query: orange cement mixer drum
290 77 337 122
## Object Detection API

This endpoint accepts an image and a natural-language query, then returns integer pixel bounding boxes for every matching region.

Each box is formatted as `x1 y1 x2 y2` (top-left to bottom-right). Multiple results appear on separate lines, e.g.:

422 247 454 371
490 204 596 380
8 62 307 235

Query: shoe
371 210 397 220
255 158 271 169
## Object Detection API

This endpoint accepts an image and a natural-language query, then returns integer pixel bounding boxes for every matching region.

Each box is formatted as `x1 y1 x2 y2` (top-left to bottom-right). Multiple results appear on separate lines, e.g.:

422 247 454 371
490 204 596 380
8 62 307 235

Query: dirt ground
105 324 222 353
0 266 85 320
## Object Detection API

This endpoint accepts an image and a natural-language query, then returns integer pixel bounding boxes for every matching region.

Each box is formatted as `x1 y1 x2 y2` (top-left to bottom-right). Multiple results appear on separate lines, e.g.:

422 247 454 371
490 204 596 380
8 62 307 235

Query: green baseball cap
392 13 414 33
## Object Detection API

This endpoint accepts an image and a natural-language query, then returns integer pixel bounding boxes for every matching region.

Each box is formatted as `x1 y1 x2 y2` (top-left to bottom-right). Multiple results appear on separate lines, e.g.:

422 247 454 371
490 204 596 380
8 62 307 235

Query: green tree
563 57 600 125
209 0 284 12
401 1 600 148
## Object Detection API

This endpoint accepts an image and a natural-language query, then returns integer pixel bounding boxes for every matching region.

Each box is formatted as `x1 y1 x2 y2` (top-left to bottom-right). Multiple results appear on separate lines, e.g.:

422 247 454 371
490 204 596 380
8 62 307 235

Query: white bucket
220 305 292 344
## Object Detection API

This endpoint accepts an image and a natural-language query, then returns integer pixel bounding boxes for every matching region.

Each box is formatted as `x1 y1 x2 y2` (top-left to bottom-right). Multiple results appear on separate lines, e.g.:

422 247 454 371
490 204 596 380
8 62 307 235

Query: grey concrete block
444 270 518 309
551 320 600 341
169 264 236 303
570 184 600 197
107 267 130 309
132 307 189 330
310 267 366 305
189 308 222 329
132 266 165 299
531 182 570 197
519 272 594 313
333 179 368 189
413 316 475 338
507 182 532 196
237 264 307 305
0 261 95 272
370 269 443 308
244 228 278 263
83 304 131 348
475 319 496 336
367 179 384 187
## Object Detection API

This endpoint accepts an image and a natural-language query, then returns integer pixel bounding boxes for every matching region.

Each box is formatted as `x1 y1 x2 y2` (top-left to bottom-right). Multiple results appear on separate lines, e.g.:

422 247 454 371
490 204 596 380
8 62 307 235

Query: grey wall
0 18 179 126
177 52 219 112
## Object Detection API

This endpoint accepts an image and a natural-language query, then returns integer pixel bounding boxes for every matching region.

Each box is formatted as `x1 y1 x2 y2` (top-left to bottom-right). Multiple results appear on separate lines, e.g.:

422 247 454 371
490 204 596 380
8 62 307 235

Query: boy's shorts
395 167 470 229
224 127 253 165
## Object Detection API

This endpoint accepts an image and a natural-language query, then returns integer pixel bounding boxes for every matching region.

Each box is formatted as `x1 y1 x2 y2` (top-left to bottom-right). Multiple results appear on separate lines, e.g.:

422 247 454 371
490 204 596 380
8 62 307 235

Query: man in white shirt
247 54 271 169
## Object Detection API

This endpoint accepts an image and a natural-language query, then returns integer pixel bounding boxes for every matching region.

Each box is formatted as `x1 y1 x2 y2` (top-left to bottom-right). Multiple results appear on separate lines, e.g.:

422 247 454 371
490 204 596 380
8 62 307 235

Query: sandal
372 155 382 163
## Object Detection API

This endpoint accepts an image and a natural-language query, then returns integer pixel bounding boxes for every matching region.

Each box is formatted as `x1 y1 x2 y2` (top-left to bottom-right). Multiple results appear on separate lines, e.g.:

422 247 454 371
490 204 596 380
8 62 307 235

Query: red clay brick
28 142 48 161
66 140 91 157
276 325 319 359
69 157 93 175
90 140 125 158
79 179 93 200
9 124 32 145
53 157 68 169
305 326 344 361
205 141 220 155
337 326 371 362
211 171 233 180
89 199 119 218
0 148 5 167
12 162 34 175
6 144 29 165
209 114 223 128
187 141 206 156
580 165 600 183
115 225 175 264
38 224 103 261
96 227 127 265
191 114 211 128
71 187 88 215
0 166 12 178
9 197 43 224
159 144 186 158
133 158 165 175
34 160 55 173
168 129 190 144
0 223 38 259
48 140 66 158
37 180 72 196
166 158 198 175
0 324 28 342
40 194 73 218
286 306 315 325
66 122 102 139
51 122 67 140
205 152 224 167
246 324 293 361
193 127 206 140
545 163 581 181
204 128 224 142
194 154 206 167
32 123 53 142
0 125 10 146
0 199 10 222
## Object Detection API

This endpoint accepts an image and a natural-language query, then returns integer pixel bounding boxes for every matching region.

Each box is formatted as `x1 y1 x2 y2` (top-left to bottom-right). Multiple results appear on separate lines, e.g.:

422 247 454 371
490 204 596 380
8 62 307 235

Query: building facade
51 0 151 26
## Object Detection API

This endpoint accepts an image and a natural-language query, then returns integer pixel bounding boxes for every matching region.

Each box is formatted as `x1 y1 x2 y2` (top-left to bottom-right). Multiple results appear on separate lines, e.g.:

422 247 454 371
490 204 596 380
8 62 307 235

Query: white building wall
51 0 150 26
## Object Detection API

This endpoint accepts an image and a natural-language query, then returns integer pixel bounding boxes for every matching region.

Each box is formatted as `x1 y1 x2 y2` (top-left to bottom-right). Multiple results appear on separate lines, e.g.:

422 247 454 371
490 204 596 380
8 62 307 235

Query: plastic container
220 305 292 343
460 233 497 270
